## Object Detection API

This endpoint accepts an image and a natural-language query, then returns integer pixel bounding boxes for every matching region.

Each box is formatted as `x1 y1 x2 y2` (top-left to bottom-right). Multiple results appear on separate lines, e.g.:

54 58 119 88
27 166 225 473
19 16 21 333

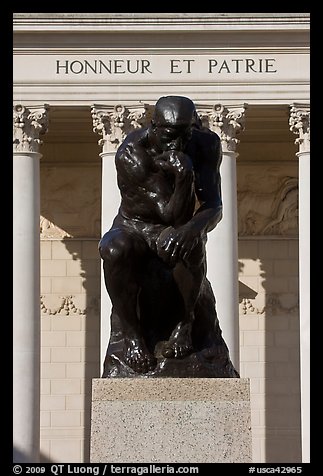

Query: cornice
13 46 310 56
13 13 310 55
13 13 310 32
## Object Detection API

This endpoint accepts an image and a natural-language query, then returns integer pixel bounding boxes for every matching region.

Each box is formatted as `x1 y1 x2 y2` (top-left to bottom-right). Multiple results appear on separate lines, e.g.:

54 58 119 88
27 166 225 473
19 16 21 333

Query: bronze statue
99 96 238 377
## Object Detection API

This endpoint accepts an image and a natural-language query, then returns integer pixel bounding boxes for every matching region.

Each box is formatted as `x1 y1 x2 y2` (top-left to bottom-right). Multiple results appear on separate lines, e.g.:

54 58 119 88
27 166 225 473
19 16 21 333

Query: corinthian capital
289 103 310 153
197 103 247 152
13 104 49 153
91 104 147 153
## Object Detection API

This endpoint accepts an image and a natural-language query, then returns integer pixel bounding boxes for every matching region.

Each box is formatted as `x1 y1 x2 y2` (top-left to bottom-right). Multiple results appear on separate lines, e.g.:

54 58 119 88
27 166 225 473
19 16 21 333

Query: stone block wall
40 239 100 462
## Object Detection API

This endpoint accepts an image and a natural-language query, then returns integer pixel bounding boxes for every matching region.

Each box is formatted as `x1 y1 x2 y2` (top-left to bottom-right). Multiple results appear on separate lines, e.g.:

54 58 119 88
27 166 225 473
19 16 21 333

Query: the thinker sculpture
99 96 238 378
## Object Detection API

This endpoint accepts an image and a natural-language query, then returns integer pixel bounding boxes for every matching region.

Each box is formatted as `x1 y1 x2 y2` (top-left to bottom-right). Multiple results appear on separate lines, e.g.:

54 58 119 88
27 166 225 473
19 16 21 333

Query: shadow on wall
14 447 54 464
239 278 258 302
63 240 101 463
260 251 301 463
238 239 301 463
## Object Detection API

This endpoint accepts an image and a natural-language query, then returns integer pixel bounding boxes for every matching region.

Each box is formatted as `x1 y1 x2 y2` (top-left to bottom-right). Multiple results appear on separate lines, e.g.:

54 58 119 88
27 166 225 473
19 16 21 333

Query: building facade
13 13 310 463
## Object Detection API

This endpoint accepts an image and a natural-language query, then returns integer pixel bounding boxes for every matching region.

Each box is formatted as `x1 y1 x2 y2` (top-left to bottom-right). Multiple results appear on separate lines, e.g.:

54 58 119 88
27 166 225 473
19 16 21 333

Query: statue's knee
99 240 123 264
99 232 133 264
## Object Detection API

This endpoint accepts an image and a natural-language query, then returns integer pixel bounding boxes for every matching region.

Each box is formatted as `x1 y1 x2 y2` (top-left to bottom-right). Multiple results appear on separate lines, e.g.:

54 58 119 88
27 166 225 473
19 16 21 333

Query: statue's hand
155 151 193 176
156 224 200 266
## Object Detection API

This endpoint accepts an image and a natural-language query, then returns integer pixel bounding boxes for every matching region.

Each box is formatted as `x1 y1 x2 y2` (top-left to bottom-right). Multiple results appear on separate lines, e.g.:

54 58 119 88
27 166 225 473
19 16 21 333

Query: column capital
289 103 310 153
91 104 147 153
196 103 247 153
13 104 49 153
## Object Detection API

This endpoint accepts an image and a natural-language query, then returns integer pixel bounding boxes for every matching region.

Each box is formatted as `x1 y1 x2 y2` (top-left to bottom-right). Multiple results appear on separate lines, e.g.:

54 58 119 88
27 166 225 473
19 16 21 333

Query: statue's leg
99 228 157 373
162 239 206 358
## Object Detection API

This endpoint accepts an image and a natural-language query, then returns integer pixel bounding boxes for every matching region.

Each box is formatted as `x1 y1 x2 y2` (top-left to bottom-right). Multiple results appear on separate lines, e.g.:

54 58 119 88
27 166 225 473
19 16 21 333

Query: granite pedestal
90 378 251 463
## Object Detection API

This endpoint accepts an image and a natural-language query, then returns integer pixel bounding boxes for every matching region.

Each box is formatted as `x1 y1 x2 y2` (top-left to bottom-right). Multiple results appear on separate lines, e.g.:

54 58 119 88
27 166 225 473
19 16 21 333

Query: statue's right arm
115 128 155 193
116 145 148 184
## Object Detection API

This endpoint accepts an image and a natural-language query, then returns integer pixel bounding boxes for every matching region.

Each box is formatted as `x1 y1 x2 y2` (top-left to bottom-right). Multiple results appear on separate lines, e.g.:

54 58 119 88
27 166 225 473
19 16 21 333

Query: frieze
14 54 309 86
237 172 298 236
55 57 278 76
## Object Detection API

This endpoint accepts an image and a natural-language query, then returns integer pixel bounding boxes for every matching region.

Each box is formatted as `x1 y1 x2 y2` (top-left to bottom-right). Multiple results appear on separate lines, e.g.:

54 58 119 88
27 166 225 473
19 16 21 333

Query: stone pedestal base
90 378 251 463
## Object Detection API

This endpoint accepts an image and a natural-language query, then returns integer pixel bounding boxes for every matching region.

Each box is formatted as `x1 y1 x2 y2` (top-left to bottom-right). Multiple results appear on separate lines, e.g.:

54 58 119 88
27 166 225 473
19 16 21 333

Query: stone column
289 103 310 463
197 104 247 372
91 104 147 371
13 104 49 463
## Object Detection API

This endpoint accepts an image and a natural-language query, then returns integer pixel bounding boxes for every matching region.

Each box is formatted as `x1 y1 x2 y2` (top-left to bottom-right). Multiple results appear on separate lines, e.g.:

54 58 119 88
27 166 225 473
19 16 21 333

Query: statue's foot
162 322 194 359
124 337 157 374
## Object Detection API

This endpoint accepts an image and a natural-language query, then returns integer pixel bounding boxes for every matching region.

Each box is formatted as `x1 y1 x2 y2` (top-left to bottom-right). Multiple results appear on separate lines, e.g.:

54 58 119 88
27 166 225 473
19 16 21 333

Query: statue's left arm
189 130 223 234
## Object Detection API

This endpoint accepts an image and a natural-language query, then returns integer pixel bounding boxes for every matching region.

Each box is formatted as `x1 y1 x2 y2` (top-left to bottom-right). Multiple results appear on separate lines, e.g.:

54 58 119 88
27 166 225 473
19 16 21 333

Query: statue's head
151 96 196 152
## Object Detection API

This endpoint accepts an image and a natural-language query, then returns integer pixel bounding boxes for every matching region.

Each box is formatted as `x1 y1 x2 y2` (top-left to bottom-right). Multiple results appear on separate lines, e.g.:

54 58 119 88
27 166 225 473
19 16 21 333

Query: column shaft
99 151 120 372
289 103 310 463
13 152 41 462
197 103 247 372
298 150 310 463
13 103 48 463
207 151 239 370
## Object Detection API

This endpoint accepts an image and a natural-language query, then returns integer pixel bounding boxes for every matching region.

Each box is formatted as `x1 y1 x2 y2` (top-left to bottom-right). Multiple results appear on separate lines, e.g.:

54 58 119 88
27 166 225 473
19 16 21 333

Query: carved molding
238 173 298 236
289 103 310 153
40 295 99 316
40 292 298 318
197 103 247 152
13 104 49 153
91 104 147 153
240 293 299 316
